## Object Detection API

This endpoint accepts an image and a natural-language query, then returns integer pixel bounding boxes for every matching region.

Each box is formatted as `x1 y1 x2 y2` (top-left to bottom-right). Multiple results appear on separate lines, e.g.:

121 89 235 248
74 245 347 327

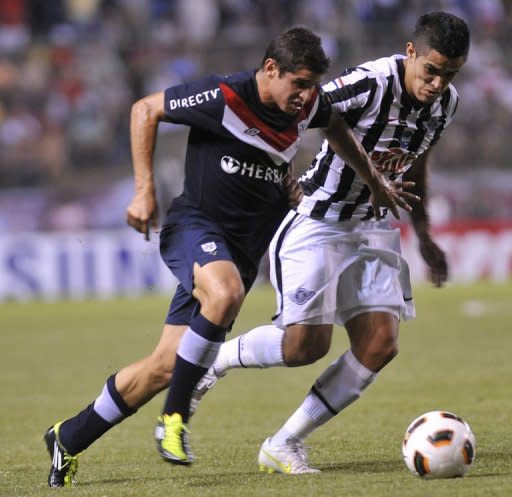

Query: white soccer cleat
189 366 226 417
258 437 320 475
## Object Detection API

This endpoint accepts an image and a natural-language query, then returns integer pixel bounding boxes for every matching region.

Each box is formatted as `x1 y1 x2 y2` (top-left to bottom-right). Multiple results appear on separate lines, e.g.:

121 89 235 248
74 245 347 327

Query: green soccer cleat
154 413 194 465
44 422 80 487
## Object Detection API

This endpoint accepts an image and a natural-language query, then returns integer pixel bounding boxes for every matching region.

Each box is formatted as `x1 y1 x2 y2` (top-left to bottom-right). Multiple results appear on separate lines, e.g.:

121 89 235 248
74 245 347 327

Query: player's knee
368 339 398 371
381 341 399 364
206 282 245 319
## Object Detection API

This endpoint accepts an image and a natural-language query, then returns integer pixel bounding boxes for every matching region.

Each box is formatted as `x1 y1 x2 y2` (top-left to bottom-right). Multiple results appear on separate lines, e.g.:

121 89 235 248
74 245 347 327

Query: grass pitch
1 281 512 497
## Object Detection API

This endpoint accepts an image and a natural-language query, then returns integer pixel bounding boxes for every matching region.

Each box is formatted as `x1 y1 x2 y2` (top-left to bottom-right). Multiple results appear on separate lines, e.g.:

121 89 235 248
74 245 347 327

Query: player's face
404 42 466 104
264 61 323 115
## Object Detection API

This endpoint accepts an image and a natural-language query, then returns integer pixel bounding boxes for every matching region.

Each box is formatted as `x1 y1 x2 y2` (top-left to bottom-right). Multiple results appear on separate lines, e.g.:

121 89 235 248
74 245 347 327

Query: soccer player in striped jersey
191 11 470 474
43 26 409 486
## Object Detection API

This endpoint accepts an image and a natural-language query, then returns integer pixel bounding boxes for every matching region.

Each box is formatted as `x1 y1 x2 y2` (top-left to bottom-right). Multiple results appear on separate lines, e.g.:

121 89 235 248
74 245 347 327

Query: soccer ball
402 410 476 479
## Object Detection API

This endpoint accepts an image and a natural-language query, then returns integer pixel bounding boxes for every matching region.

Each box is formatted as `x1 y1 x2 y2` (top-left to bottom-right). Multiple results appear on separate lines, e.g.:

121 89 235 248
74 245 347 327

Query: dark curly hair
414 11 470 59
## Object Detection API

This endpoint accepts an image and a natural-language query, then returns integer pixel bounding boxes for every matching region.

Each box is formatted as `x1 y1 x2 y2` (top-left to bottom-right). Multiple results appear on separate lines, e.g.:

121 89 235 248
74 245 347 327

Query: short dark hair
261 26 330 76
414 11 470 59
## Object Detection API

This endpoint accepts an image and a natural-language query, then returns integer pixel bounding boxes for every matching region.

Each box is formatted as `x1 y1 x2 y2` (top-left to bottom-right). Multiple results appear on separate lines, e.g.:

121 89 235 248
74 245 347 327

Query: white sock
93 383 124 424
177 327 222 368
272 349 377 443
271 406 315 444
213 325 285 374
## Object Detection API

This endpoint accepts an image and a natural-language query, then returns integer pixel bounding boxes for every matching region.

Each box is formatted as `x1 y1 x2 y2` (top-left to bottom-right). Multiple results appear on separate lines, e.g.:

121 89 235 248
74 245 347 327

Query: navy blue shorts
160 215 259 325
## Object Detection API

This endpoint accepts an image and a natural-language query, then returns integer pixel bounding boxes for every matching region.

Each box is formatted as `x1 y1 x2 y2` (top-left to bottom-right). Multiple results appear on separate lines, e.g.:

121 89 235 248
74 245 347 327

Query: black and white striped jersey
297 54 459 222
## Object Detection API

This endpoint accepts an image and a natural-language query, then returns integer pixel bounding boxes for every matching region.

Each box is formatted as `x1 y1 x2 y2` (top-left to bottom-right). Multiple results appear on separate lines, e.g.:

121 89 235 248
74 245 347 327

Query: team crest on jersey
288 287 315 305
423 116 444 132
400 129 414 148
201 242 218 255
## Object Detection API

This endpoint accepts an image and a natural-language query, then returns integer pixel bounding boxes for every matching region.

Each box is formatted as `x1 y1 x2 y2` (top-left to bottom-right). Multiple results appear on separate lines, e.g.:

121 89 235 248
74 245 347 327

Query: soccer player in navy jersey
190 12 471 474
43 26 412 486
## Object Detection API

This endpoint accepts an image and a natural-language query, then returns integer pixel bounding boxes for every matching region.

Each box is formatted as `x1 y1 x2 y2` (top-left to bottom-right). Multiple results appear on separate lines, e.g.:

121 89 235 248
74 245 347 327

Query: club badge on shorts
289 287 315 305
201 242 218 255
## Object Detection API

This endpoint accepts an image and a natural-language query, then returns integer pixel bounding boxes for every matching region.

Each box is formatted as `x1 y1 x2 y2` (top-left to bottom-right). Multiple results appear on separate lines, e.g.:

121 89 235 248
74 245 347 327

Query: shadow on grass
318 458 404 474
78 470 260 487
67 451 512 487
319 453 510 479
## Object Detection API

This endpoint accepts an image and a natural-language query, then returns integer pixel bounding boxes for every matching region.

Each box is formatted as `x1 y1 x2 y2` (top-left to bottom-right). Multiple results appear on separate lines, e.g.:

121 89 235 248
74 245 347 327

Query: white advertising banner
0 230 177 301
0 222 510 301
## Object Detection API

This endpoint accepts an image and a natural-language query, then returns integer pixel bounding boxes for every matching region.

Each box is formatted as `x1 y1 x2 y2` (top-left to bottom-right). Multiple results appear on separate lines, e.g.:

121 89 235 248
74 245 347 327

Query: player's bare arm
126 91 165 240
403 150 448 287
283 161 304 208
325 110 419 219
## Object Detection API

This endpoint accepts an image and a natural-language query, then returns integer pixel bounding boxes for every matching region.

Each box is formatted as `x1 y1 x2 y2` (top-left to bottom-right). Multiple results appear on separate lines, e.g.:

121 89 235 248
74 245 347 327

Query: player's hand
126 191 159 241
283 173 304 208
375 163 405 174
369 175 421 220
418 234 448 287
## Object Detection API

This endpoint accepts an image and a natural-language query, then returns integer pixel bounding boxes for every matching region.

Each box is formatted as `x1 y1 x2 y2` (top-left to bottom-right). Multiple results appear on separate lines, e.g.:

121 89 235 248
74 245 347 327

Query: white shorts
269 211 416 327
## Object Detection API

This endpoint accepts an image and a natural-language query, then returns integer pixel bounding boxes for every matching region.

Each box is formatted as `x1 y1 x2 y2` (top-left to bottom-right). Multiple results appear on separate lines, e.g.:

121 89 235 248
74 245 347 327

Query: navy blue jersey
162 70 331 263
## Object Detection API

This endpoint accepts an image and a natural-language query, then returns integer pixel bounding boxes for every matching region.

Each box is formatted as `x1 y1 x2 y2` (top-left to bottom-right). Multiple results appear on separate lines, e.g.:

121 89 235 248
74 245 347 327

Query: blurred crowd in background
0 0 511 233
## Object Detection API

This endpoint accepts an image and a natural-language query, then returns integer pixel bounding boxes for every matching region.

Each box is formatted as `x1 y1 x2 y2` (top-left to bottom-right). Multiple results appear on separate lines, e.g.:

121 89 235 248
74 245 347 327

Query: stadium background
0 0 511 300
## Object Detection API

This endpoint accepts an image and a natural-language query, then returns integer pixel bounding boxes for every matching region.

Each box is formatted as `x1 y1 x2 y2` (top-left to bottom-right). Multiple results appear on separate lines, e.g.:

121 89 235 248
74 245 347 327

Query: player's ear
406 42 416 60
263 58 279 78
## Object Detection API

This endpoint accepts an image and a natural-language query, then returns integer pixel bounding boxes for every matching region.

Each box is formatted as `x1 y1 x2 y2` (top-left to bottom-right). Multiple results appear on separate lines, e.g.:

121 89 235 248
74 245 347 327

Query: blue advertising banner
0 230 177 301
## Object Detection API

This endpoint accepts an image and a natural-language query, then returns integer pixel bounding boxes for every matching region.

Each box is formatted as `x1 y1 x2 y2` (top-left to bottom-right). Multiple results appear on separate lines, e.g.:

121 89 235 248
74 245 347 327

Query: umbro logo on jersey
289 287 315 305
244 127 261 136
297 120 308 135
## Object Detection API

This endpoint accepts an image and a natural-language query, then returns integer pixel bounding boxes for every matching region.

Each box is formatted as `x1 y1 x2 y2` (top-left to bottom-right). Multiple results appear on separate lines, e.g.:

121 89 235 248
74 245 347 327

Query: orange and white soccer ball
402 410 476 479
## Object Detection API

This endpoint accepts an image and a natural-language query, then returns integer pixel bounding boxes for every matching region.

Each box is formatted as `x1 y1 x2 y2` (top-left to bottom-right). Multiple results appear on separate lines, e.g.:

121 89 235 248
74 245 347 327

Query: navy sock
58 375 136 455
163 355 207 423
163 314 227 423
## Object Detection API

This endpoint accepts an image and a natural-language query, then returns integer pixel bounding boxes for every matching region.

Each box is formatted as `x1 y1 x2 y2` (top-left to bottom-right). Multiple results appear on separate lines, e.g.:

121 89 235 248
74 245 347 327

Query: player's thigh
161 222 246 322
335 238 414 325
192 259 245 304
270 216 340 327
192 260 246 326
160 221 236 295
